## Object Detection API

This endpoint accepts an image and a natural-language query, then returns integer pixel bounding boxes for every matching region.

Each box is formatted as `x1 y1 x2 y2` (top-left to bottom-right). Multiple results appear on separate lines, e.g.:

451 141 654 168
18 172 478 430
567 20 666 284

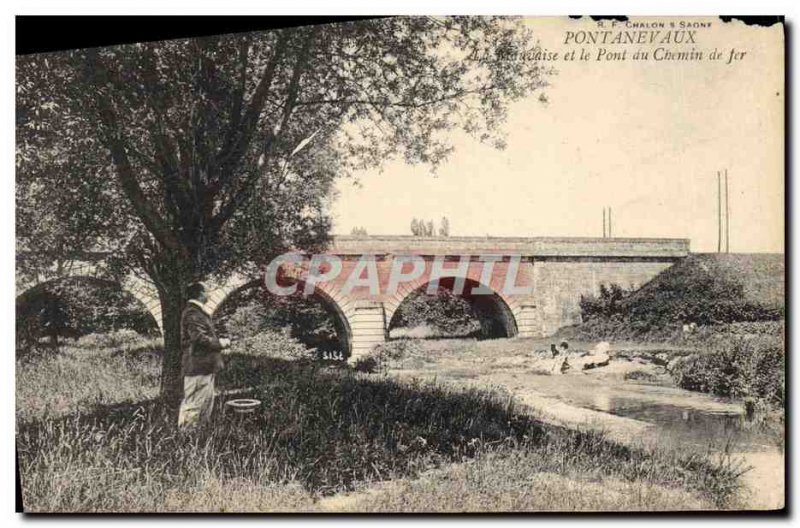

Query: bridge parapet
330 235 689 258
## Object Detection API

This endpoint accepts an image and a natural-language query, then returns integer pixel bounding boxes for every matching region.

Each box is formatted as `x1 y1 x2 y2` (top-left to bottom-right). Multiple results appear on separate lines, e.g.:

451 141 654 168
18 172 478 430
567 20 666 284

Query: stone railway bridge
16 236 689 360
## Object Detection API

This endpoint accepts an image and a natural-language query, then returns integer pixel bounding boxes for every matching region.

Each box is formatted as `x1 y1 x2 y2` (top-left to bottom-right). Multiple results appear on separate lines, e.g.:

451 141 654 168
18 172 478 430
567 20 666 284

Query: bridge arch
16 274 163 337
209 278 354 357
385 276 519 339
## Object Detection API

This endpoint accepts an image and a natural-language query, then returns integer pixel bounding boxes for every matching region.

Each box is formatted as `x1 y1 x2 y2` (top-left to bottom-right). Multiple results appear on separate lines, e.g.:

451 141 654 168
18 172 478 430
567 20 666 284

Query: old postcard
15 16 785 513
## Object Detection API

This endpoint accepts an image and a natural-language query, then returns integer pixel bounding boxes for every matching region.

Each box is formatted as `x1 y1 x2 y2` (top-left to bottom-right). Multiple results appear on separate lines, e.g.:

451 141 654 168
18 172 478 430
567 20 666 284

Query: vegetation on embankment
16 333 743 512
16 330 162 421
669 333 784 407
556 253 785 408
389 286 482 338
561 254 784 344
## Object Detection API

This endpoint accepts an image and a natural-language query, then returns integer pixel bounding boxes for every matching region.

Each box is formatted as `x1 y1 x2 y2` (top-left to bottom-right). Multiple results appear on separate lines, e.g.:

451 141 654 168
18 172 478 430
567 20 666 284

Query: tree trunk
159 287 185 408
153 253 193 411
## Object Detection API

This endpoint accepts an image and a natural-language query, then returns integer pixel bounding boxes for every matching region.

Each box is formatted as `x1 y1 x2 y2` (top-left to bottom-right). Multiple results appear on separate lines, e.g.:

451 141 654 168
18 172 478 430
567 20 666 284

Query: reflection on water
527 374 782 454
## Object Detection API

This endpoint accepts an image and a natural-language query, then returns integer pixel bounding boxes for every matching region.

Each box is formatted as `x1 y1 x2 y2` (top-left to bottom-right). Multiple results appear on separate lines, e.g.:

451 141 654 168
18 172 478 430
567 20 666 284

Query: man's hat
186 281 209 299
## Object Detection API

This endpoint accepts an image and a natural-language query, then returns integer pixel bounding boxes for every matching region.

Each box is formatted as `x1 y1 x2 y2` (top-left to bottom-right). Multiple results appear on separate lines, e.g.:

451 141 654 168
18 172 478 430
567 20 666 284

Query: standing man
178 281 230 429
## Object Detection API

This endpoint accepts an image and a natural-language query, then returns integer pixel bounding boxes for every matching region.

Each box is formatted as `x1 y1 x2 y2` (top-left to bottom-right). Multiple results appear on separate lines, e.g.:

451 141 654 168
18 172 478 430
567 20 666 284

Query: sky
330 17 784 253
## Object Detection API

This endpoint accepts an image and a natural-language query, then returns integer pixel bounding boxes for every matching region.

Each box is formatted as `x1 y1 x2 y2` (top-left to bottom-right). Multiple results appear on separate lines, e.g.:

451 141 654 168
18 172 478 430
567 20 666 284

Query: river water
524 373 782 454
522 372 784 509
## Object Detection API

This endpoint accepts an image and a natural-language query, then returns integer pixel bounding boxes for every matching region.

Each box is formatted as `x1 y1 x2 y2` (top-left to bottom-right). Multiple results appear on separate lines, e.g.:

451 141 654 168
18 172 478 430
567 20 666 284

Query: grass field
15 334 746 513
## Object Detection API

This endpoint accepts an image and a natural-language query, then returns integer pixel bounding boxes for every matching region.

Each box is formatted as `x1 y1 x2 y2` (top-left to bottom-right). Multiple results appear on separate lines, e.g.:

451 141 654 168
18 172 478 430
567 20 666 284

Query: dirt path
737 451 785 510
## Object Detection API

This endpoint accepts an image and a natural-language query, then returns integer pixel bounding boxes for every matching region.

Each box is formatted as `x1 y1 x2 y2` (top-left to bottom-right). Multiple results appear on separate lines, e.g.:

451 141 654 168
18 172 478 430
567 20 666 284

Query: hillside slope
690 253 786 308
661 253 784 310
625 253 784 324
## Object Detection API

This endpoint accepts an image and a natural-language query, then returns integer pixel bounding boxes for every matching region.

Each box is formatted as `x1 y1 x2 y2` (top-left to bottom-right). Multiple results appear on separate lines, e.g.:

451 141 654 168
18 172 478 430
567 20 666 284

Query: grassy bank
327 450 719 512
16 333 162 421
17 336 743 512
559 321 785 410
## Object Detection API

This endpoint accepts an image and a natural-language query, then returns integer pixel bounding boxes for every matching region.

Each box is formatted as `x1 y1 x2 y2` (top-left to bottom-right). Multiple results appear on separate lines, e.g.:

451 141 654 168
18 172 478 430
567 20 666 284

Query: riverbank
16 335 742 512
377 336 784 510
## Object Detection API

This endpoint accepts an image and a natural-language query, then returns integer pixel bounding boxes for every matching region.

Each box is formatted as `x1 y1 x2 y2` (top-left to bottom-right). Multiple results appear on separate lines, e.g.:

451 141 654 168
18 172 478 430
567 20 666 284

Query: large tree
16 17 551 403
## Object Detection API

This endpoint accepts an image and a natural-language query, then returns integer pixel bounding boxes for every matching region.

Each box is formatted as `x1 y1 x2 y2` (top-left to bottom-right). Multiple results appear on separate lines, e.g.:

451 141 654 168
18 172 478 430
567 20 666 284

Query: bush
624 369 661 383
16 280 160 351
218 289 340 353
228 329 316 361
355 340 426 374
686 321 785 341
391 287 481 337
353 355 379 374
670 335 785 407
580 283 629 320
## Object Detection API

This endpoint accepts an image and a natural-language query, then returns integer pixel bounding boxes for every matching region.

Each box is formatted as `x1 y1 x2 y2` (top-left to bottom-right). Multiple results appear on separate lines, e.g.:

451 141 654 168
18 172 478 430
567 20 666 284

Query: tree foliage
439 216 450 237
410 217 440 236
390 286 481 337
215 285 340 354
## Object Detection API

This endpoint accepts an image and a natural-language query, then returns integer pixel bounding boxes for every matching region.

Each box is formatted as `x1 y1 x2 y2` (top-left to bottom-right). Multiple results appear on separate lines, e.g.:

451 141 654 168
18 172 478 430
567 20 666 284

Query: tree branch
84 50 185 255
228 38 250 138
215 31 289 186
140 45 192 223
212 30 313 232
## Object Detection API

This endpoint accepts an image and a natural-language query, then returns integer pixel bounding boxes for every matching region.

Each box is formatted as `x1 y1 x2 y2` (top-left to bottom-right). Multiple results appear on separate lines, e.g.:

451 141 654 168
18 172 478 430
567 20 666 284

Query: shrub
391 287 481 337
579 283 629 320
228 329 316 361
686 321 785 341
16 279 160 350
670 335 785 407
355 340 426 373
223 303 267 338
624 369 660 383
219 289 340 353
353 355 379 374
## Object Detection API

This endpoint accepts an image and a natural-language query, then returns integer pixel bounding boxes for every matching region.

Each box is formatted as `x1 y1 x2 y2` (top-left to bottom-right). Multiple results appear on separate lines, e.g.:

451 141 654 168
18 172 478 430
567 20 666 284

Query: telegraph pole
602 206 614 237
725 168 730 253
717 171 722 253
